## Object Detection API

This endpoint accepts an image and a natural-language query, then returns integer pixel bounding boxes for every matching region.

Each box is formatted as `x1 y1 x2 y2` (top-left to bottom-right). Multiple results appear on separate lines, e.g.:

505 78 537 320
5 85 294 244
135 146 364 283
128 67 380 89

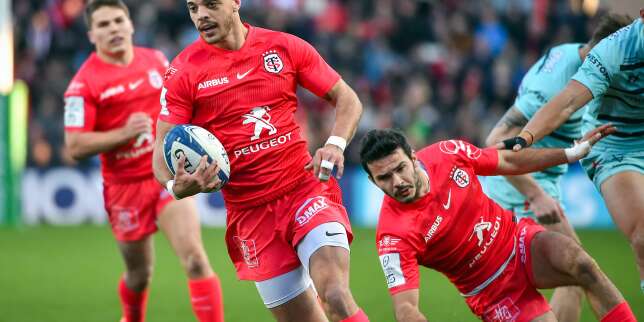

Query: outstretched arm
392 289 427 322
494 124 614 176
486 106 564 224
305 79 363 180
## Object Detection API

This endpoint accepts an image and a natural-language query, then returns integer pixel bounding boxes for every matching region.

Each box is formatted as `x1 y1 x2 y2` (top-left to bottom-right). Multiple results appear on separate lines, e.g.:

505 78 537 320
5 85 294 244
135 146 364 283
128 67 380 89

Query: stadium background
1 0 642 321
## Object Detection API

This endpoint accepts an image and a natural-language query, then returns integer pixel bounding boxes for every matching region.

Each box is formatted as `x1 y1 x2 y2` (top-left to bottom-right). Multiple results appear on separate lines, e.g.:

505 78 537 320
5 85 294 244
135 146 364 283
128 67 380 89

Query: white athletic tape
166 179 180 200
320 159 335 170
564 141 591 162
325 136 347 151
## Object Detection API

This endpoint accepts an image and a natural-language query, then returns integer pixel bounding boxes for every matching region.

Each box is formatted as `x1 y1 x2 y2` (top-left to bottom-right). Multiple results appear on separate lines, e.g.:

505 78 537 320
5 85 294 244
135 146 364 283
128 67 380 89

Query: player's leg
116 237 155 322
157 197 224 322
530 230 636 321
541 214 584 322
299 223 368 322
599 171 644 293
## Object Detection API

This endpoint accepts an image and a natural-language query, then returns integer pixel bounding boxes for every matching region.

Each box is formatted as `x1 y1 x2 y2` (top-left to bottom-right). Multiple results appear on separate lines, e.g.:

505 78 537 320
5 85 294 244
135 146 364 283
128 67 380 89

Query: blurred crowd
15 0 607 167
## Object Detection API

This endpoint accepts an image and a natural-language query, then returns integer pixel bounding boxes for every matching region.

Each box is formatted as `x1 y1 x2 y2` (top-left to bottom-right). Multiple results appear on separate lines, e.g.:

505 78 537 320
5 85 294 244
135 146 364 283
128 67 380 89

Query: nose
197 5 211 21
392 173 404 187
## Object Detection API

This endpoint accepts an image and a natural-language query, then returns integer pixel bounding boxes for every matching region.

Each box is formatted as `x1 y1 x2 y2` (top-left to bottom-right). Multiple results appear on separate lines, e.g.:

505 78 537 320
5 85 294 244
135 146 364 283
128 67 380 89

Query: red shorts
465 218 550 322
225 174 353 281
103 177 173 241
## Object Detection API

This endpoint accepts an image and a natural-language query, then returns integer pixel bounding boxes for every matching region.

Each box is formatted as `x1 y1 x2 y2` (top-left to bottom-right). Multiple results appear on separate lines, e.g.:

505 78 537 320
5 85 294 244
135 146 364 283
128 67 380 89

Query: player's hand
122 112 153 139
305 144 345 181
495 131 533 151
172 155 222 198
528 192 564 225
564 124 616 162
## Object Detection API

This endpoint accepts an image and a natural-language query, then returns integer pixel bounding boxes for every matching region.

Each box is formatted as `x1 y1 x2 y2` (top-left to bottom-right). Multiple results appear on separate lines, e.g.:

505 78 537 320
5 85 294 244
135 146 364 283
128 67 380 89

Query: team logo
148 69 163 89
468 217 492 247
450 167 470 188
484 297 520 322
113 207 140 233
263 50 283 73
439 140 481 159
233 237 259 268
378 235 401 248
242 106 277 141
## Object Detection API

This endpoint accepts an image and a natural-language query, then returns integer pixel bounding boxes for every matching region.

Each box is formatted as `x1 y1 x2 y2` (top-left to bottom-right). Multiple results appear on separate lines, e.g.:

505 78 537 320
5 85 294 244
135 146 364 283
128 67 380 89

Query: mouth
109 36 124 46
199 23 219 34
395 187 412 198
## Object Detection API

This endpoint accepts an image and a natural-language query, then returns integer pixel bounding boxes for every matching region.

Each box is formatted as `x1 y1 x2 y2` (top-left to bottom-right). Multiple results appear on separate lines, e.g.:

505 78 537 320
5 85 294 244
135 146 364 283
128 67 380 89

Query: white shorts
255 222 349 308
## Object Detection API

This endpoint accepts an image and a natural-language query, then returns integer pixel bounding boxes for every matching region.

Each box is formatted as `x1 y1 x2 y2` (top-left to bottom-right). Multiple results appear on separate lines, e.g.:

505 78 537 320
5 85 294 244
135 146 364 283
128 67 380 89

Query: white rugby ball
163 125 230 188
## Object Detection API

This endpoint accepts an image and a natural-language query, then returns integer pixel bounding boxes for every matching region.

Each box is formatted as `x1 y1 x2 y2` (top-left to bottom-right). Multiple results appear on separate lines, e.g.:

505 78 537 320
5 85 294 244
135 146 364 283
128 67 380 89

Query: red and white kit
161 24 352 281
376 140 550 321
64 47 172 241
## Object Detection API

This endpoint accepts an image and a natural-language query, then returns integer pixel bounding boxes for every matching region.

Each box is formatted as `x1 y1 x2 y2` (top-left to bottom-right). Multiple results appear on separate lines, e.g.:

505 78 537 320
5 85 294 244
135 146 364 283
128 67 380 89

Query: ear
87 30 96 45
233 0 241 12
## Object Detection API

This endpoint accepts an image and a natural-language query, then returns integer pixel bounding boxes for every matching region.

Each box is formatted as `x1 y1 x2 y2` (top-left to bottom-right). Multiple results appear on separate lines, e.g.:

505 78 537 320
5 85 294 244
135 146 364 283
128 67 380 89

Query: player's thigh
117 236 155 271
530 310 557 322
530 231 585 288
157 197 206 255
599 171 644 239
543 212 581 244
268 287 327 322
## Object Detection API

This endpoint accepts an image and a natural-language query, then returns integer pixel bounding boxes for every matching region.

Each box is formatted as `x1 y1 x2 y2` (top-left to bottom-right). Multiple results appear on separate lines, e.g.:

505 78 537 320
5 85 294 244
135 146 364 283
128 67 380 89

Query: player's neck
96 48 134 66
215 20 248 51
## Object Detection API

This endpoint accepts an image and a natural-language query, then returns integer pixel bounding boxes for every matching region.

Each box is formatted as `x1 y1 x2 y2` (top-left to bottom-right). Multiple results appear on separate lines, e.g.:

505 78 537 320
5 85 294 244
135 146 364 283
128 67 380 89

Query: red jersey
376 140 519 297
64 47 168 184
160 24 341 207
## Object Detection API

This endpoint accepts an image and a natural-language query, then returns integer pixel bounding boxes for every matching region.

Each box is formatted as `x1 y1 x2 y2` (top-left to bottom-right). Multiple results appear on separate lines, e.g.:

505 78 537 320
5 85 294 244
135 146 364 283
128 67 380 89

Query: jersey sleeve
287 35 341 97
435 140 499 175
513 86 545 120
376 231 420 295
63 75 97 132
159 64 194 124
571 31 623 98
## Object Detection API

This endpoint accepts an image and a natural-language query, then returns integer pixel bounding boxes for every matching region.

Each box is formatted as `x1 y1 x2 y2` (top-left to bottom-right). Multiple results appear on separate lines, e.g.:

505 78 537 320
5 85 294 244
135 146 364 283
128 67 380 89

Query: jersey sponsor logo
484 297 520 322
198 77 229 90
233 132 293 158
128 79 144 90
379 253 405 288
542 49 563 73
519 225 528 264
468 216 502 268
64 96 85 127
263 50 283 73
148 69 163 89
112 207 140 233
242 106 277 141
236 67 255 80
295 196 329 226
424 216 443 242
585 53 610 81
233 237 259 268
439 140 482 159
450 167 470 188
99 85 125 101
378 235 401 252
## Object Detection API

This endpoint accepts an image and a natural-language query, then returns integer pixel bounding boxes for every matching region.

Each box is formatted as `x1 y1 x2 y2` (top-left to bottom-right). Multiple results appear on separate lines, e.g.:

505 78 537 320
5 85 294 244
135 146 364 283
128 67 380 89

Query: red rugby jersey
160 24 341 207
376 140 519 296
64 47 168 184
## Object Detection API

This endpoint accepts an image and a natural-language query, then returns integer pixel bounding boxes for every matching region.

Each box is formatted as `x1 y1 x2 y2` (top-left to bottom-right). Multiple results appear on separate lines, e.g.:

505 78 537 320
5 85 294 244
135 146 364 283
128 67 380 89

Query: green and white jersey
573 18 644 151
515 43 586 175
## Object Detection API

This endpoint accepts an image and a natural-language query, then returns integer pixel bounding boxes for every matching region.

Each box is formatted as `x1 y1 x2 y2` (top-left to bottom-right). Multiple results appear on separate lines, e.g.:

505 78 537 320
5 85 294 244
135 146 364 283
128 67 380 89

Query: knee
126 265 154 291
628 223 644 249
319 282 351 313
572 253 601 286
182 250 211 278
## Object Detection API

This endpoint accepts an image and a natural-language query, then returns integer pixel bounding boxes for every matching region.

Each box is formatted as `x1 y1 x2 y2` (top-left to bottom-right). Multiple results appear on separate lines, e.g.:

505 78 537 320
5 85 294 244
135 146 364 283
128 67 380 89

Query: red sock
341 308 369 322
601 302 636 322
118 278 148 322
188 275 225 322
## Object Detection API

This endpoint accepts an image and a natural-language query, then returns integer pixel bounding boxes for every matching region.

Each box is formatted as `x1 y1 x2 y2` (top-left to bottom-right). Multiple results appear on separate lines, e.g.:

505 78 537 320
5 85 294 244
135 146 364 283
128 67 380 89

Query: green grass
0 227 641 322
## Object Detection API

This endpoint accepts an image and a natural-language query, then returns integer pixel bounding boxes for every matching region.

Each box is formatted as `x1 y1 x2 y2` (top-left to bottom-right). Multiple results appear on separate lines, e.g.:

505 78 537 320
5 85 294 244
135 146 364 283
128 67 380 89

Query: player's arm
493 124 614 176
486 106 564 224
391 289 427 322
306 79 363 180
152 120 221 199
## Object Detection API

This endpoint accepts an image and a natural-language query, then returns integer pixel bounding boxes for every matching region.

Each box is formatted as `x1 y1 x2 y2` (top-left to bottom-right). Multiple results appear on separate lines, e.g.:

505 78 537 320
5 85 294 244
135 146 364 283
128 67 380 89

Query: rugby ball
163 125 230 188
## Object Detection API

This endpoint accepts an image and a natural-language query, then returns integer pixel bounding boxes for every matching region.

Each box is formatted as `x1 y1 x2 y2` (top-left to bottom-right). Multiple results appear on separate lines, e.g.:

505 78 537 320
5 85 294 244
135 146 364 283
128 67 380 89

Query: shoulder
65 55 98 96
165 40 210 82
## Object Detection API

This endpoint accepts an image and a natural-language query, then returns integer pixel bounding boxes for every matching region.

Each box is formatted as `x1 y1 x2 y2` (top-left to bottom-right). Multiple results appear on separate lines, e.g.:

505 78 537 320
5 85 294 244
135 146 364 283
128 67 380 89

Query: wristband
325 136 347 151
166 179 180 200
500 136 528 150
521 129 535 145
564 141 591 162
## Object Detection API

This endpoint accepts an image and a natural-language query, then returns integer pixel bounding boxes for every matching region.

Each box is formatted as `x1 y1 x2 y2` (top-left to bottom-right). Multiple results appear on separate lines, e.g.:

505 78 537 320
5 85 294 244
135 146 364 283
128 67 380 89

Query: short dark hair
588 13 632 47
84 0 130 28
359 129 413 177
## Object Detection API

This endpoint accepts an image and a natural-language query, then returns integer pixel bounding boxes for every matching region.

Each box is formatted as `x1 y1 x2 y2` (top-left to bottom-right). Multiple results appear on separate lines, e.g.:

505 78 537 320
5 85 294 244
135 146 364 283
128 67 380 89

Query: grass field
0 226 641 322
